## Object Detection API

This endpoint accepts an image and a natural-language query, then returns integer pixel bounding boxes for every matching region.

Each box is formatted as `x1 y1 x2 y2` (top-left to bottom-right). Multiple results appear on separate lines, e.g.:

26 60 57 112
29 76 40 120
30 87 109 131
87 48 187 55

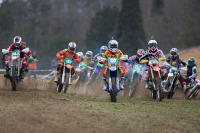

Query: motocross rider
93 46 108 60
54 42 81 82
184 57 197 93
82 51 95 78
164 48 187 89
100 39 126 91
140 39 165 89
129 49 145 64
4 36 29 79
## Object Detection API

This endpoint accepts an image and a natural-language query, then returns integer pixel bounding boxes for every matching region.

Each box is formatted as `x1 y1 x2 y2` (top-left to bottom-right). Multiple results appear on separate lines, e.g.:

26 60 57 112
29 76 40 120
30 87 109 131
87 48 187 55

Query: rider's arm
159 50 165 58
6 44 13 54
165 57 171 64
119 49 124 58
179 58 187 67
56 50 65 59
74 54 81 63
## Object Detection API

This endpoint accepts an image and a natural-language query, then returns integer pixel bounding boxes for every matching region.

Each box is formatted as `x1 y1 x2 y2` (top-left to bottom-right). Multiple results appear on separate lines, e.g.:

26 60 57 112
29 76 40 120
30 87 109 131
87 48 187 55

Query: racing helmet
170 48 178 58
137 49 145 58
148 39 158 52
188 57 195 66
68 42 76 53
108 40 118 53
100 46 108 54
13 36 22 47
86 51 93 60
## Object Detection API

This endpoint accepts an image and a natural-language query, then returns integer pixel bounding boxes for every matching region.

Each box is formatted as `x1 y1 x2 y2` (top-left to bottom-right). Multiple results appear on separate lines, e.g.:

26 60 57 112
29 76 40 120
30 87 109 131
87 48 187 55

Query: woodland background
0 0 199 68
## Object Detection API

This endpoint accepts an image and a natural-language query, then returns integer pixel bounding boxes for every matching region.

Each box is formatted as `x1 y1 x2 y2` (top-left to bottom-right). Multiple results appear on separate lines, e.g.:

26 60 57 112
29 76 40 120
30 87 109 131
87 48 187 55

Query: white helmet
86 51 93 60
170 48 178 58
76 52 83 59
100 46 108 54
68 42 76 53
148 39 158 52
13 36 22 47
108 40 118 53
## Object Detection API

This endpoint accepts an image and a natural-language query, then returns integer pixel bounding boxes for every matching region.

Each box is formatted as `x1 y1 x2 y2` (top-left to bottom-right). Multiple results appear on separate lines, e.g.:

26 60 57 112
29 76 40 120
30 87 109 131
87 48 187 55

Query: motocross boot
20 67 25 79
103 78 108 91
144 80 149 89
4 67 10 78
120 77 125 90
54 70 59 83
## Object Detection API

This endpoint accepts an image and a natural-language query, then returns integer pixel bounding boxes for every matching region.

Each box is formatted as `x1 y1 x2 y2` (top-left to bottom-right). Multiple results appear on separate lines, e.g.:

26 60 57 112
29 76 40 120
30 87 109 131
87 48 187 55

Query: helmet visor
86 54 92 58
188 61 194 65
149 43 157 48
171 51 177 56
101 50 106 53
69 47 75 51
110 44 117 48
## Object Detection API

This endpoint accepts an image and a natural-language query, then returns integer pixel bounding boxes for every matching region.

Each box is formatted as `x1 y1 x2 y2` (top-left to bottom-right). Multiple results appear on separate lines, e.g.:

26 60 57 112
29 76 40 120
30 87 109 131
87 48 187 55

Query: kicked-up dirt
0 47 200 133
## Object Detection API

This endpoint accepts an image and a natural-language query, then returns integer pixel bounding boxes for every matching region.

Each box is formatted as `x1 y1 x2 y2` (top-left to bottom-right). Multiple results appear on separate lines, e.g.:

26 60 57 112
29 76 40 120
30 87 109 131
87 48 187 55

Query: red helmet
137 49 145 58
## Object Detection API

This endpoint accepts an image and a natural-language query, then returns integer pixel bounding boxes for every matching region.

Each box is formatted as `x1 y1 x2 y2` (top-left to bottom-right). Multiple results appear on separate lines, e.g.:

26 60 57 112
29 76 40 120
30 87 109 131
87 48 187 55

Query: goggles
149 43 157 48
69 47 75 51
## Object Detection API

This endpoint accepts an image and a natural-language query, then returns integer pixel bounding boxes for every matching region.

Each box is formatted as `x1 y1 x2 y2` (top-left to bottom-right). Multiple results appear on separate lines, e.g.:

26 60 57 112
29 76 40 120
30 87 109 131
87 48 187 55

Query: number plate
11 52 20 57
108 58 118 64
171 66 178 72
64 58 73 64
80 62 87 68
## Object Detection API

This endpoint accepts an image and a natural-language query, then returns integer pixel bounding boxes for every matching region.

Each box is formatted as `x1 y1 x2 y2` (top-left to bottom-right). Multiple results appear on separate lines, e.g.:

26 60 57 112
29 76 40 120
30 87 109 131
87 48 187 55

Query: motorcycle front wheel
187 86 199 99
110 77 117 102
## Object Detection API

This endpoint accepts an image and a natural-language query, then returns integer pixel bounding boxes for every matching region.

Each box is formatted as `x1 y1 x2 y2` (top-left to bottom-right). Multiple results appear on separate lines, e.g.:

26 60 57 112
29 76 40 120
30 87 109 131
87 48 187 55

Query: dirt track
0 48 200 133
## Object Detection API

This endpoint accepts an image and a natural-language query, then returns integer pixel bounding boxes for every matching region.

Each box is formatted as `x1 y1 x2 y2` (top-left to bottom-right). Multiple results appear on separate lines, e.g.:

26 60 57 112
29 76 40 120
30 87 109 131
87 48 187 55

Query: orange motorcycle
141 57 166 101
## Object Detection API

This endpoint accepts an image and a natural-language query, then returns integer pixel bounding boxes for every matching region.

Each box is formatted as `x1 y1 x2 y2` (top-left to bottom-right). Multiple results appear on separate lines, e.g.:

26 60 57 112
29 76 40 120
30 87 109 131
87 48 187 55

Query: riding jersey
56 49 81 65
129 55 140 64
187 64 197 79
165 56 186 68
101 49 123 68
140 49 165 61
83 56 95 67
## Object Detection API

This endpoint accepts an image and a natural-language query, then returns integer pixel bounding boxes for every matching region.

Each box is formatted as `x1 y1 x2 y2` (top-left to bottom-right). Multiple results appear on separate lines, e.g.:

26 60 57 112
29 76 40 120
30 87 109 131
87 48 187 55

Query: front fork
62 63 65 84
62 63 72 85
150 67 162 90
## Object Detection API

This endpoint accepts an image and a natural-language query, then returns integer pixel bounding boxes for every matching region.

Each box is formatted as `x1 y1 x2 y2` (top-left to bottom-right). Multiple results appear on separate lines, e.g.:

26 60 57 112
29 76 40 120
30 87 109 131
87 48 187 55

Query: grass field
0 89 199 133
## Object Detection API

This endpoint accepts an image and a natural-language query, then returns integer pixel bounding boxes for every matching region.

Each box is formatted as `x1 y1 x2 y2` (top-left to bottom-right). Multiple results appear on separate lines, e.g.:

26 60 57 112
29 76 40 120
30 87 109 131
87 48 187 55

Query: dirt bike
140 57 166 101
163 62 186 99
99 55 128 102
187 79 200 99
2 48 30 91
72 62 93 86
56 58 74 93
128 62 143 97
87 60 104 85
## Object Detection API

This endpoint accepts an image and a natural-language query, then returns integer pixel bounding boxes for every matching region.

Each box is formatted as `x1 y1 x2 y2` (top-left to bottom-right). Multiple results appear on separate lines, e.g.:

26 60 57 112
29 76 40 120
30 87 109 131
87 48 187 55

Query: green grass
0 89 199 133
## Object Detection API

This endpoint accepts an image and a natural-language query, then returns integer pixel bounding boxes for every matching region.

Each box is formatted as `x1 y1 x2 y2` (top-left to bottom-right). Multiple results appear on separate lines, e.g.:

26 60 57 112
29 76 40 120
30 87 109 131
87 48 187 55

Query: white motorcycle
2 48 30 91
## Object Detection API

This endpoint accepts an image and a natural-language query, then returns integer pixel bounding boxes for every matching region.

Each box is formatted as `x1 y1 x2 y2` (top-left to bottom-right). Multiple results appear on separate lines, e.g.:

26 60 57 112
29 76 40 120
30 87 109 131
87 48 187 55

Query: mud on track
0 76 200 133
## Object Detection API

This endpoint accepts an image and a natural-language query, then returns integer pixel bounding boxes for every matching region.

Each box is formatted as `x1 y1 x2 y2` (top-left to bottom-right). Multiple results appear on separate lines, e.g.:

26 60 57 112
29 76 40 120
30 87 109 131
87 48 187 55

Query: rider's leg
102 67 108 91
54 64 62 82
179 75 187 92
4 58 10 77
144 69 149 89
119 66 125 89
20 59 27 79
